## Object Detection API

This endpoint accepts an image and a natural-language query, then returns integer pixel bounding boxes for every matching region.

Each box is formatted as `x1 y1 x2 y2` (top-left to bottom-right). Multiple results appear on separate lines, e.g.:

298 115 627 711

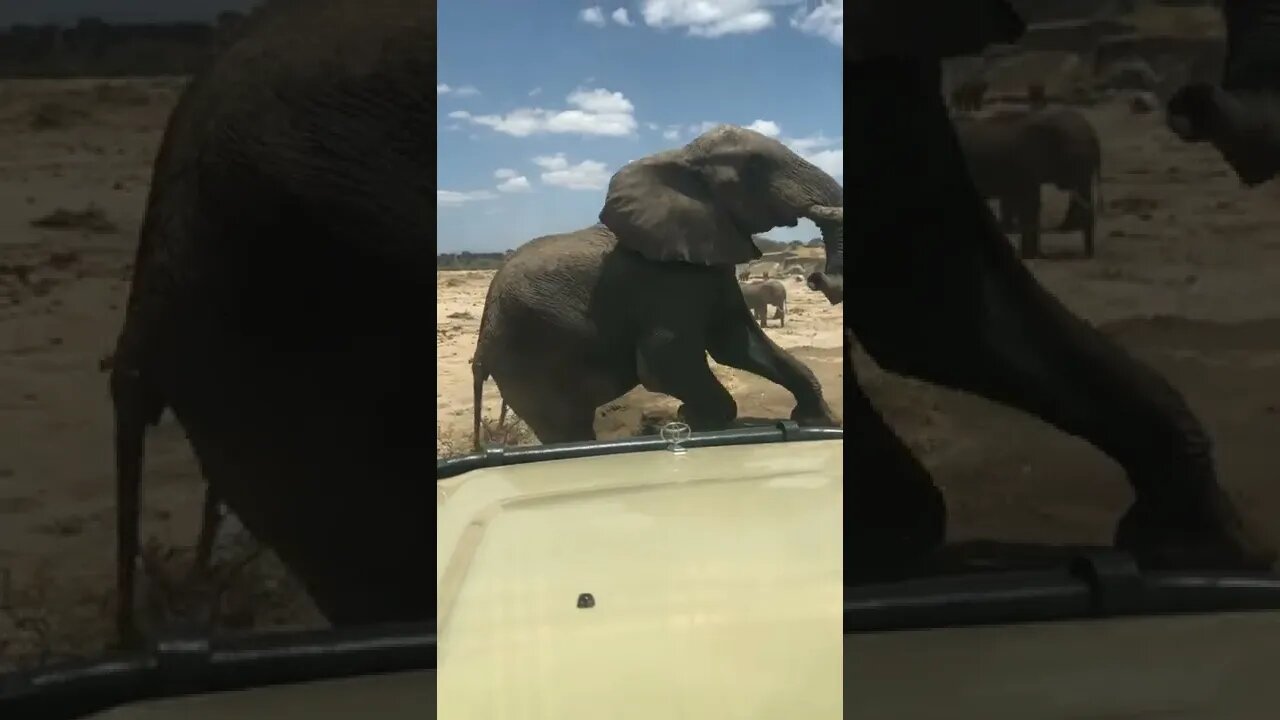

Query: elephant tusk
804 204 843 224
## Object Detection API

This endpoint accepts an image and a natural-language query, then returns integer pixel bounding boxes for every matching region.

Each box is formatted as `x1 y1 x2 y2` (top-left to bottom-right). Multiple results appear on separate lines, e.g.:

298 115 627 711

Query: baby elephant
740 279 787 328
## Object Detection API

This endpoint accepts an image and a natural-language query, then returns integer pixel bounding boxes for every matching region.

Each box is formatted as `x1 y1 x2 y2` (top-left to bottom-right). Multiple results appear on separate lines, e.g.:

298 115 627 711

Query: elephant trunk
803 205 844 305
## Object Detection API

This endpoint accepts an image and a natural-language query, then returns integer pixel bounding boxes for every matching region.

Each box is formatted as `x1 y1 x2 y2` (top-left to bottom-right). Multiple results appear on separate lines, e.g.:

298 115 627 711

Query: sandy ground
3 76 1280 667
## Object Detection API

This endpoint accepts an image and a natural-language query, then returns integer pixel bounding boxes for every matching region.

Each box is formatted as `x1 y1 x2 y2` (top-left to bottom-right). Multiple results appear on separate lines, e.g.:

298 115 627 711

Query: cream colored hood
437 439 844 720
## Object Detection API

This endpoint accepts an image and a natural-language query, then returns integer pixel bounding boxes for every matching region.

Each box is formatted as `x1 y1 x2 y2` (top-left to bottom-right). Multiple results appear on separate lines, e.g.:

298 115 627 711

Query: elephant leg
637 330 737 430
1017 186 1042 259
705 314 838 427
1082 202 1096 258
491 370 603 445
850 213 1275 571
846 333 947 579
1073 181 1097 258
193 484 221 573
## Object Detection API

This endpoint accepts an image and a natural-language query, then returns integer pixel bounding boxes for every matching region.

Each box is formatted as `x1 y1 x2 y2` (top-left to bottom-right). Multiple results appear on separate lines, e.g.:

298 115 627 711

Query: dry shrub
0 565 98 673
437 414 536 460
30 204 118 234
0 535 321 674
28 100 91 130
134 535 319 637
479 414 535 447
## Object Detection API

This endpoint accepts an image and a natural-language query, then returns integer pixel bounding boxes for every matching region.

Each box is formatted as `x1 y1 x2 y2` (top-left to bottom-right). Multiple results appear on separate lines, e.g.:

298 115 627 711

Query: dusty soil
4 76 1280 668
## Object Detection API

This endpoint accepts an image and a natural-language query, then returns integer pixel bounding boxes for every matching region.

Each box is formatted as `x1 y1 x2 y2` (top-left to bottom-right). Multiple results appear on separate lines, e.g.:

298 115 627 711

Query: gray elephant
110 0 434 642
740 279 788 327
954 106 1104 258
848 0 1273 578
950 76 989 111
469 126 843 447
1165 0 1280 187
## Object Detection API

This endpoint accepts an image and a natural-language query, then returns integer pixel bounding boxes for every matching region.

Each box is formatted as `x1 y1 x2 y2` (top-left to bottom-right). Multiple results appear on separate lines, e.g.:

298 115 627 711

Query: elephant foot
1113 485 1276 572
790 402 839 428
848 473 948 582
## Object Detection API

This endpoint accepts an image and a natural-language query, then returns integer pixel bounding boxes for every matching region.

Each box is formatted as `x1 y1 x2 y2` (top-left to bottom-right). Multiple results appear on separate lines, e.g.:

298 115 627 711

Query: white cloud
494 168 519 179
438 189 498 206
790 0 842 47
612 7 634 25
438 83 480 97
580 6 607 26
640 0 774 37
497 175 533 192
529 87 542 97
680 119 778 140
744 119 781 137
534 153 611 190
636 0 841 43
688 120 719 135
450 88 637 137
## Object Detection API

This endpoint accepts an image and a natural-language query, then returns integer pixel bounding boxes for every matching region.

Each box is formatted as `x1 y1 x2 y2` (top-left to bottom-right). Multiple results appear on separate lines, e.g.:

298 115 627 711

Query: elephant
953 106 1104 258
109 0 434 642
740 279 788 328
847 0 1274 578
1165 0 1280 187
950 76 989 111
1027 82 1047 110
469 125 844 447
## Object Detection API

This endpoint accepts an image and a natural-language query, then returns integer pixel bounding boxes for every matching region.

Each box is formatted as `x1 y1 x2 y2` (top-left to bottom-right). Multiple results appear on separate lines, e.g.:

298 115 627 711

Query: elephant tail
1094 161 1104 215
471 355 488 451
109 338 165 645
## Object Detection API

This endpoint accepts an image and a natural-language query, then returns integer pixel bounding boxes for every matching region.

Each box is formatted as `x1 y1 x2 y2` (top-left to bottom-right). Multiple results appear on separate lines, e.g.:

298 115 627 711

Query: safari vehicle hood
436 425 843 720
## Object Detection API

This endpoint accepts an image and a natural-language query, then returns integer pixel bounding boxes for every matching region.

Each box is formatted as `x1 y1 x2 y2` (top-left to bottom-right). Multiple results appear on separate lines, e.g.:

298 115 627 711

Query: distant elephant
470 125 843 447
954 106 1104 258
740 279 788 327
950 76 989 111
849 0 1272 578
1097 58 1161 92
1165 0 1280 187
1027 82 1047 109
110 0 434 642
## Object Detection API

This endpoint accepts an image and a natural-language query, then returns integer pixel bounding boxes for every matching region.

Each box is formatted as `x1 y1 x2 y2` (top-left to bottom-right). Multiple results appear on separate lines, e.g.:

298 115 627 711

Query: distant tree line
753 236 825 253
0 12 249 77
437 251 508 270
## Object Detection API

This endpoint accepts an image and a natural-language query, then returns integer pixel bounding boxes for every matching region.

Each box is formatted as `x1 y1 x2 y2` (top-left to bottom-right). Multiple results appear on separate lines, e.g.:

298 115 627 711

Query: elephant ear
851 0 1025 61
599 149 760 266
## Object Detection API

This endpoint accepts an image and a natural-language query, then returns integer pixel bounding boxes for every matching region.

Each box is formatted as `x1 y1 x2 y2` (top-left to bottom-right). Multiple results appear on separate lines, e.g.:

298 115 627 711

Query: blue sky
437 0 843 253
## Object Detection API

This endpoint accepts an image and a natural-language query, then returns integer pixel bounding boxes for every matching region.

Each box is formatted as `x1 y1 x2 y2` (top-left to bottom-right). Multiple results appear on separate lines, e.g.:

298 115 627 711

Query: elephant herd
104 0 1280 646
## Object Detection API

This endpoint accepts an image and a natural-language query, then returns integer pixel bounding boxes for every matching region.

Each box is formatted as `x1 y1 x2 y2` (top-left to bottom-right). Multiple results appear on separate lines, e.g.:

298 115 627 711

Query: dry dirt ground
5 76 1280 667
